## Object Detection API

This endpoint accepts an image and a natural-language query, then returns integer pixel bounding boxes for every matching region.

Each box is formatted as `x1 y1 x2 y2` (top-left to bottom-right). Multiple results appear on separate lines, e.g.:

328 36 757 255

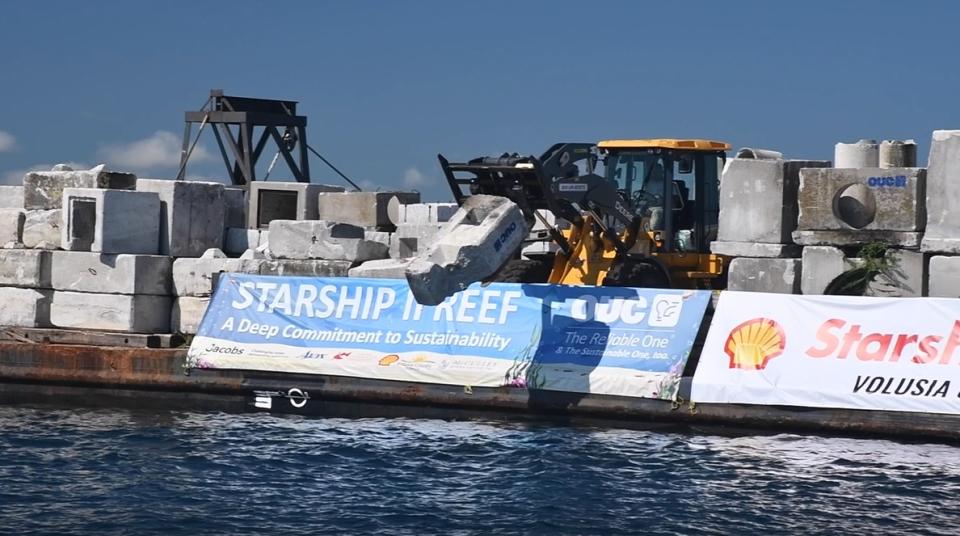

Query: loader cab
598 139 729 254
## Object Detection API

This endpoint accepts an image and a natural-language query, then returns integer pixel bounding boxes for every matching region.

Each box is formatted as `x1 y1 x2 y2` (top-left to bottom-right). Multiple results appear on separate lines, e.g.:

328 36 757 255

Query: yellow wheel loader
438 139 730 289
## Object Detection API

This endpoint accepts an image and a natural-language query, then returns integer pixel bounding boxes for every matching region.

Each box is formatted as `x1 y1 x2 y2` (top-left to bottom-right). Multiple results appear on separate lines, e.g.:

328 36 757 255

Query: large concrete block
172 257 264 297
406 194 527 305
834 139 879 168
0 250 51 288
248 182 344 229
923 131 960 253
797 167 925 232
800 246 850 295
258 259 352 277
267 220 388 261
317 191 420 228
792 229 922 249
0 208 24 244
171 296 210 334
800 246 926 296
717 158 830 244
0 186 24 209
136 179 226 257
879 140 917 169
0 287 52 327
50 251 171 295
24 165 136 210
710 241 801 258
22 209 61 249
348 258 411 279
727 257 801 294
929 256 960 298
61 188 161 254
50 291 171 333
223 187 246 228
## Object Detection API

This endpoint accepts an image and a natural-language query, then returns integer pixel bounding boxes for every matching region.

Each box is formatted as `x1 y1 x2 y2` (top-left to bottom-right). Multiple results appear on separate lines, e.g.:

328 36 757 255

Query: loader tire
602 259 671 289
491 257 554 284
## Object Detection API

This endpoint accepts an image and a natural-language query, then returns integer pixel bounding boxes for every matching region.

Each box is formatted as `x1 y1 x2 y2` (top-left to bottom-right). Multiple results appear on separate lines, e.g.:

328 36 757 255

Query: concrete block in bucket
405 194 526 305
61 188 161 255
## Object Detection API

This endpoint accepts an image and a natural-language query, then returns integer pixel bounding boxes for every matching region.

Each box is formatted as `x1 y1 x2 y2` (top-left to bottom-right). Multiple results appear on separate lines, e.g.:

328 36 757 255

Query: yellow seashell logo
725 318 785 370
378 354 400 367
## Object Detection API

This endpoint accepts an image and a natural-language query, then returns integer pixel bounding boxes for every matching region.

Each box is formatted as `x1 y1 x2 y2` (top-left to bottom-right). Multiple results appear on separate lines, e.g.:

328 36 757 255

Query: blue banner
189 275 710 400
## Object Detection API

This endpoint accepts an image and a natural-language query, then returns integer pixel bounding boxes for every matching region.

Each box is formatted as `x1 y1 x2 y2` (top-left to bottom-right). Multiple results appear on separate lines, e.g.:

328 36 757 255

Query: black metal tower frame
177 89 310 185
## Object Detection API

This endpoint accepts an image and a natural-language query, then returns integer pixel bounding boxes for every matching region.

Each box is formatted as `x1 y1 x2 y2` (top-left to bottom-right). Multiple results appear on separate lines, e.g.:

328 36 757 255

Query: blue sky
0 1 956 200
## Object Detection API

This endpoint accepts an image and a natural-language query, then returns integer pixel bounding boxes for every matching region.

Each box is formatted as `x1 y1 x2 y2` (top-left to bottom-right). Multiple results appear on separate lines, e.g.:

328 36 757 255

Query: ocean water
0 406 958 535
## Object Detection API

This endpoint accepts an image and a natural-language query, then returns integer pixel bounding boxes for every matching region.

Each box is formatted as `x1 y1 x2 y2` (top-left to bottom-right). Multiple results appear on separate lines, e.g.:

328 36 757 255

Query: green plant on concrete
823 241 897 296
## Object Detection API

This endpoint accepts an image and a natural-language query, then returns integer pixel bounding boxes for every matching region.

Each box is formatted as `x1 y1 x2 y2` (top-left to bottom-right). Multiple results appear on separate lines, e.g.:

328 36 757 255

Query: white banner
691 291 960 415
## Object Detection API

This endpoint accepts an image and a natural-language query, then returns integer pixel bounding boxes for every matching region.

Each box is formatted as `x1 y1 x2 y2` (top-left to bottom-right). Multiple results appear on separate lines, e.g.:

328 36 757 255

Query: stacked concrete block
0 287 53 327
879 140 917 168
726 257 801 294
171 296 211 334
22 209 61 249
247 182 344 229
223 187 247 228
50 251 171 295
50 292 171 333
0 209 25 245
224 228 269 256
711 155 830 258
406 195 527 305
387 201 459 227
0 186 24 209
61 188 161 254
317 191 420 229
348 258 410 279
929 257 960 298
257 259 352 277
172 254 265 297
267 220 389 262
392 223 445 259
0 250 52 288
793 167 926 248
800 246 926 297
23 165 136 210
136 179 226 257
922 130 960 253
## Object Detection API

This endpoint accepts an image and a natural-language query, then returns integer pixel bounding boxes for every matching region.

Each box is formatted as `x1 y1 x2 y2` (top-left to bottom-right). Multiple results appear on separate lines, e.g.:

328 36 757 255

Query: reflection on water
0 406 958 534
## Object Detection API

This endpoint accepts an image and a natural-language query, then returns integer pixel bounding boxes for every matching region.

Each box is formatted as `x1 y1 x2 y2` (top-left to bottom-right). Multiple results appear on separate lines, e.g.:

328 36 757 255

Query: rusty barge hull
2 341 959 441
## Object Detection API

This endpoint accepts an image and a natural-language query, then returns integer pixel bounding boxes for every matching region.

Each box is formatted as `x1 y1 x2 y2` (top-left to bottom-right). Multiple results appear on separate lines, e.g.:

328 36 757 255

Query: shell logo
378 354 400 367
724 318 786 370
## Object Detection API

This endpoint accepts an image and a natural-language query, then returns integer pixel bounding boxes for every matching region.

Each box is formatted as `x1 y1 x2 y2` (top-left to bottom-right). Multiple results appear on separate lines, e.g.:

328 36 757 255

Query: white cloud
403 167 428 188
1 161 88 185
0 131 16 152
97 130 211 172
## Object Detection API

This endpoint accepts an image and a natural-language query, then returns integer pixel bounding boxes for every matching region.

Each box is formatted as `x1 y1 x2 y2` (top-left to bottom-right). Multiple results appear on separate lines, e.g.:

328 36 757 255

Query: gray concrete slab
0 186 24 209
21 209 60 249
406 194 527 305
923 131 960 253
267 220 388 261
717 158 830 244
50 251 172 295
929 256 960 298
800 246 849 295
136 179 226 257
171 296 210 335
797 167 925 232
247 182 344 229
61 188 161 254
24 165 136 209
50 291 172 333
727 257 801 294
348 258 411 279
317 191 420 228
710 241 801 258
0 250 51 288
0 209 24 245
172 257 264 297
0 287 52 327
792 229 922 248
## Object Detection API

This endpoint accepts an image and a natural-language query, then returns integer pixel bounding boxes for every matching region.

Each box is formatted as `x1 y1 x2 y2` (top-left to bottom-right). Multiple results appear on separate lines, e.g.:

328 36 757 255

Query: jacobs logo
725 318 786 370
